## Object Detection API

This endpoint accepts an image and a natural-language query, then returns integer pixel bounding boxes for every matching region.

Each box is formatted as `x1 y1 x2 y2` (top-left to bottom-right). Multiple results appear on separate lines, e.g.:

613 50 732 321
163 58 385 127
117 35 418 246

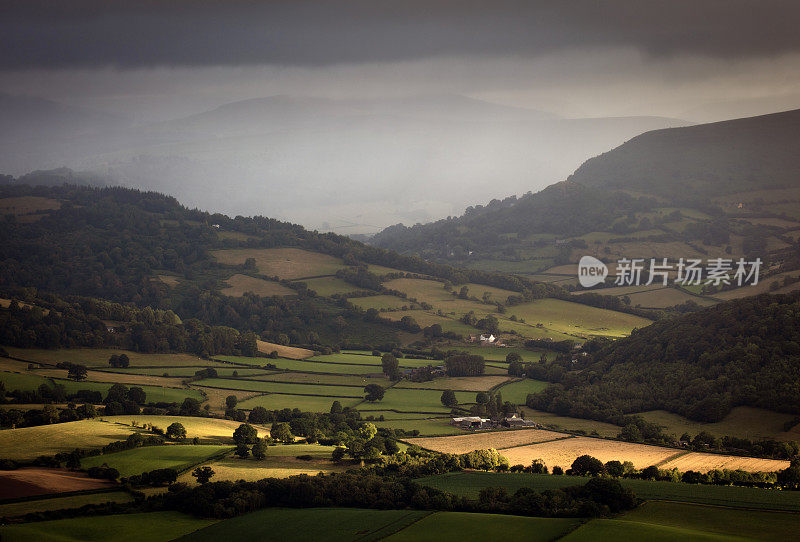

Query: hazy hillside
372 109 800 302
569 108 800 198
0 93 685 233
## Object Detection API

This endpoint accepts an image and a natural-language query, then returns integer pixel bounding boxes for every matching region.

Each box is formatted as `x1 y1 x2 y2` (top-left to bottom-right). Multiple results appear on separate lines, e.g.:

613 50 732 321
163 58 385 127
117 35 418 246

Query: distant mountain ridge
0 92 686 232
371 108 800 261
569 108 800 198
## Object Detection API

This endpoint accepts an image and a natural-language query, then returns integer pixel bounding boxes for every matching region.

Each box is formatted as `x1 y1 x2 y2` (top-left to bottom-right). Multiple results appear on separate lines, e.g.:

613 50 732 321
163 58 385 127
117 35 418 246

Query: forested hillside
530 293 800 423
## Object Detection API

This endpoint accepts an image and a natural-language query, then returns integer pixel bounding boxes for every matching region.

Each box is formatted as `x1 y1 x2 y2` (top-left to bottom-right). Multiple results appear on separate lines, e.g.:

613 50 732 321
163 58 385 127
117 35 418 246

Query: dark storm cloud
2 0 799 69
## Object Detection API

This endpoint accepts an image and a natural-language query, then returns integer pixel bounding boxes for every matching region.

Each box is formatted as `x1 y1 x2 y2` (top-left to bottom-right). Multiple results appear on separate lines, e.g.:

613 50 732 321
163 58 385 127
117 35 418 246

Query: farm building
501 414 538 428
451 416 491 429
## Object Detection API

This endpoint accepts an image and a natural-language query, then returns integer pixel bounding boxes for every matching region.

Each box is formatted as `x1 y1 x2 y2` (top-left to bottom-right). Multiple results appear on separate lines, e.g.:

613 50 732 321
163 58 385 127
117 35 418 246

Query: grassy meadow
80 444 233 477
0 511 216 542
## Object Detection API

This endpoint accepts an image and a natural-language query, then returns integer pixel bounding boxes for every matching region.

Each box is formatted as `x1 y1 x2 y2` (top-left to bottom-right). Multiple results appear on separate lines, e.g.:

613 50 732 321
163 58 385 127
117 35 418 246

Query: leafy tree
166 422 187 440
233 423 259 445
180 397 201 415
192 466 215 484
127 386 146 405
475 392 489 404
271 422 294 443
441 390 458 407
331 446 347 461
225 395 238 409
381 353 401 380
248 406 269 424
235 443 250 459
330 401 343 414
364 384 385 402
67 364 88 381
570 455 605 476
252 438 267 460
506 352 522 363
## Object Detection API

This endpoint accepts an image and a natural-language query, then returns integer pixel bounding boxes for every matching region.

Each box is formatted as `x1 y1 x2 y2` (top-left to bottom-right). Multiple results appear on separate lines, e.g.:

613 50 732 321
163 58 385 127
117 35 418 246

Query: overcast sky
2 0 800 121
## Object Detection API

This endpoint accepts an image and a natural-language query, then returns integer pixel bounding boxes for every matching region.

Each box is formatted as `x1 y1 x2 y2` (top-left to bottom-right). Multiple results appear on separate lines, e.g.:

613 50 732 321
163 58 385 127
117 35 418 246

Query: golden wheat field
256 340 315 359
405 429 566 455
658 452 789 474
497 436 680 470
210 247 345 279
101 415 270 441
0 420 138 460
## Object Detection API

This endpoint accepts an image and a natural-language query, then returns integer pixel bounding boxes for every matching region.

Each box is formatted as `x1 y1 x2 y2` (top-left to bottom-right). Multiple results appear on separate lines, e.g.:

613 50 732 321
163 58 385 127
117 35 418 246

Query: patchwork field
196 377 366 398
395 375 513 392
238 393 361 412
210 248 346 279
220 274 295 297
294 276 360 296
378 388 475 413
405 429 567 454
0 419 141 460
3 347 214 368
497 437 682 470
380 310 478 335
219 356 379 374
100 416 270 442
659 452 789 474
178 444 343 483
372 418 465 436
0 511 215 542
495 379 549 404
250 372 380 387
502 298 651 338
254 340 315 359
81 444 233 477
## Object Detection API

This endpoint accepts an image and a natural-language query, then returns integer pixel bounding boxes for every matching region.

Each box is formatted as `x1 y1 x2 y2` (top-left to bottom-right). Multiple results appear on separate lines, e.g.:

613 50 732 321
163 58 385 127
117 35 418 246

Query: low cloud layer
3 1 800 69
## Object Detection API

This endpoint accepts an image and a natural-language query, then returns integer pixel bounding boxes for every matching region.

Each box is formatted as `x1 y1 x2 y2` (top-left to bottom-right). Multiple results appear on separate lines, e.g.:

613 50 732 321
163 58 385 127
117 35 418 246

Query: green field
197 378 366 397
379 388 475 413
592 500 800 541
496 379 549 404
371 418 465 436
0 371 203 403
178 507 428 542
81 444 233 477
501 298 651 338
0 511 216 542
0 490 135 518
418 471 800 512
216 356 379 374
383 511 581 542
210 247 346 280
3 347 214 368
251 372 380 387
108 367 273 378
239 394 362 412
295 276 361 296
350 295 419 311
